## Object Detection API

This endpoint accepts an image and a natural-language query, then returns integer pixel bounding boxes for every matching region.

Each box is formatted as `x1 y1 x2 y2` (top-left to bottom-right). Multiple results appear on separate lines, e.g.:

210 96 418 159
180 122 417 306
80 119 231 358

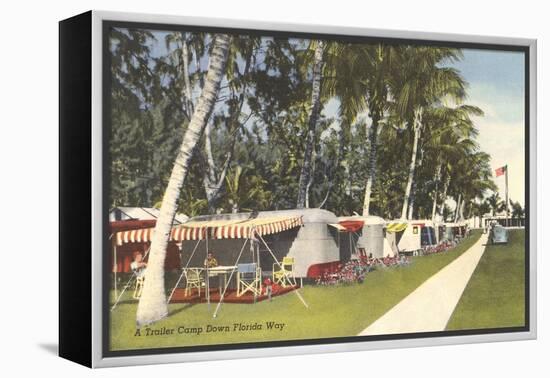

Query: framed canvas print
59 10 537 368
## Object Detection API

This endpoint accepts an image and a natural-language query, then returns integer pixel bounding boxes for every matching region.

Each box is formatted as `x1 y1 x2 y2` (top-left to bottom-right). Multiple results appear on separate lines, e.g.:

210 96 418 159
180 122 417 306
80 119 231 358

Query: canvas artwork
104 20 530 356
59 11 535 367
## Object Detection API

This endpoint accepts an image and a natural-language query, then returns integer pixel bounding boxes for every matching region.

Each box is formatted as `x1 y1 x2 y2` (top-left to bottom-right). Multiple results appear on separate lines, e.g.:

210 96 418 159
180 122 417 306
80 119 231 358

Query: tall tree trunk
202 49 252 212
181 35 194 116
454 194 462 223
459 198 466 221
431 163 442 221
438 174 450 218
319 123 346 209
297 41 324 209
362 114 380 216
202 123 233 213
318 183 332 209
136 35 231 326
407 146 424 220
305 148 317 208
401 107 423 219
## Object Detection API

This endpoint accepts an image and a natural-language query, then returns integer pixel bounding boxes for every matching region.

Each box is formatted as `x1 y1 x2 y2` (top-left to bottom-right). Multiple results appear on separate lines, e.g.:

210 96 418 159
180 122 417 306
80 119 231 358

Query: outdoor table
206 265 237 294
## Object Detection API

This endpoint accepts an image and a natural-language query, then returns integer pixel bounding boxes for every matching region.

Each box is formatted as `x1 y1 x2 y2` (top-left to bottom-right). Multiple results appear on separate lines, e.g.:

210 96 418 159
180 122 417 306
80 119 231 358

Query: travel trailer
387 219 438 254
178 208 342 279
337 215 395 259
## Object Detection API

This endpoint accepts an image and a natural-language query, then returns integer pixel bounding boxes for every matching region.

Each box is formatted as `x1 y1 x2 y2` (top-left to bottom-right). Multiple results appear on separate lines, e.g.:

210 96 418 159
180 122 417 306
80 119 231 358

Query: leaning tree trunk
438 174 450 218
362 114 380 216
459 198 466 221
305 148 317 208
202 123 232 213
431 163 442 221
297 41 324 209
401 107 423 219
319 122 346 208
407 146 424 220
181 35 194 116
454 194 462 223
136 34 231 327
202 49 252 212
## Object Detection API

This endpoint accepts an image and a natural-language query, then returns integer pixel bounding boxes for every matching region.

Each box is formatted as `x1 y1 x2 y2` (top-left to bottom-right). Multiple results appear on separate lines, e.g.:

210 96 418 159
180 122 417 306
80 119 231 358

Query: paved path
359 233 488 336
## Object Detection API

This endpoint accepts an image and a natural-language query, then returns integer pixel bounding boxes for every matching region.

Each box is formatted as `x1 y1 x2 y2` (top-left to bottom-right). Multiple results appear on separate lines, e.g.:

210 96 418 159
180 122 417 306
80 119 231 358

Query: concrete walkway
359 233 488 336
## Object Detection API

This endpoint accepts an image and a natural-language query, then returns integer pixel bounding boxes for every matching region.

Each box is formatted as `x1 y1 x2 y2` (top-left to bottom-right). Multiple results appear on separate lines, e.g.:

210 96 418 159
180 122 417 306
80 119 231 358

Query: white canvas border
90 10 537 368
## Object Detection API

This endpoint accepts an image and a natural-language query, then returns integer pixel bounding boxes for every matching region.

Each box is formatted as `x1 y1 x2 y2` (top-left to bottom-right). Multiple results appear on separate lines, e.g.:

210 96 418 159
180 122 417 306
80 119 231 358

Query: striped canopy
386 222 408 233
115 216 303 246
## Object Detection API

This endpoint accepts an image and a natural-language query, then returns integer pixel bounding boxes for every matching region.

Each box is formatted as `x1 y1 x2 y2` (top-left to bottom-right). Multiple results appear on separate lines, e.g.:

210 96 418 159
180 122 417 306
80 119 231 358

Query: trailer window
421 227 436 246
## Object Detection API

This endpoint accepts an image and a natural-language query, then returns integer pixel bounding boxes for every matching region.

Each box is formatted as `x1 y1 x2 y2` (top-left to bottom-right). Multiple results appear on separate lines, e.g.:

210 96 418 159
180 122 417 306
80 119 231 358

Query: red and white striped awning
114 216 303 246
115 227 155 246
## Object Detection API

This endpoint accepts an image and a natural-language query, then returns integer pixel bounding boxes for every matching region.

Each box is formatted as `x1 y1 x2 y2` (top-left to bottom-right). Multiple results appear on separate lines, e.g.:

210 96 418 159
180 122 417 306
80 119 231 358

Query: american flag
495 165 507 177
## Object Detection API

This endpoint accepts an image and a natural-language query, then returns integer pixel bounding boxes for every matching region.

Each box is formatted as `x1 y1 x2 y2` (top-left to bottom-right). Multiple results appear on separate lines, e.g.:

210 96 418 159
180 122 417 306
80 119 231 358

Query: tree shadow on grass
110 299 138 307
168 303 198 317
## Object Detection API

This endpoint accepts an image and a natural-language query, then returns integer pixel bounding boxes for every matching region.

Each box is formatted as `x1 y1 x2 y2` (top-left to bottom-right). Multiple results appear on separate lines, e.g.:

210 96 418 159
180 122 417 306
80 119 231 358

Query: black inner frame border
102 19 531 359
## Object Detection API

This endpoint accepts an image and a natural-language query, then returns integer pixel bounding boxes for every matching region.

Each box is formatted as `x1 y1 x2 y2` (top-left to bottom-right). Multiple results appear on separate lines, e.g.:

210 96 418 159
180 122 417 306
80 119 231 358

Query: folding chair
133 275 145 299
273 256 297 287
183 268 205 297
237 263 262 297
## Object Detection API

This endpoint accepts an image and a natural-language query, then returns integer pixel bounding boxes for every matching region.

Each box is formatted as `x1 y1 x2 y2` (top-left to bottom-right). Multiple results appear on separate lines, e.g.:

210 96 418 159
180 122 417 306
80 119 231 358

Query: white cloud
475 117 525 204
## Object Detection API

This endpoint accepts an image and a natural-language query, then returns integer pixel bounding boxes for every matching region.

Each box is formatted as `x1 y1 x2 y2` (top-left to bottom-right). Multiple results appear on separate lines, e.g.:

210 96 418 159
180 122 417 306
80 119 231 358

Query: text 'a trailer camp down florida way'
134 321 286 337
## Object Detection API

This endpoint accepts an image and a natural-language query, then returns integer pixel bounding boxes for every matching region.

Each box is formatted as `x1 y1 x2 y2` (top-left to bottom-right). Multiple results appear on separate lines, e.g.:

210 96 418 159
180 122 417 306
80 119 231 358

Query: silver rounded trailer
444 222 468 241
180 208 341 279
337 215 391 259
443 223 455 241
270 208 341 278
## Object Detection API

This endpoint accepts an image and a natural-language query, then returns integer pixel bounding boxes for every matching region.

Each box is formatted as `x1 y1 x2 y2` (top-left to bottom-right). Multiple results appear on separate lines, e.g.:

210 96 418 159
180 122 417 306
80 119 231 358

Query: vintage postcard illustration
105 22 528 355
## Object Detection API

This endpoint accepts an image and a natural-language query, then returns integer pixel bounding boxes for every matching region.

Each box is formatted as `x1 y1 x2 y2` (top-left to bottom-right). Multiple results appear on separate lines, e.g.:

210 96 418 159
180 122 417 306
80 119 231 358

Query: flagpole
505 165 509 227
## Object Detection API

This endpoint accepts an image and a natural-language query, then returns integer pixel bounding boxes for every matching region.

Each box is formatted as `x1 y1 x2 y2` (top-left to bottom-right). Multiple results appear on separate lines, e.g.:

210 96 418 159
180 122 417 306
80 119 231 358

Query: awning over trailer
338 220 364 233
386 222 408 233
109 219 157 234
115 227 155 246
328 223 347 231
115 215 303 246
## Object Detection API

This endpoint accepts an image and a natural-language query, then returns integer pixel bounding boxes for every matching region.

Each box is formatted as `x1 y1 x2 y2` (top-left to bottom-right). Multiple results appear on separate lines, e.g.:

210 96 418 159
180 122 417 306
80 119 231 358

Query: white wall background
0 0 546 376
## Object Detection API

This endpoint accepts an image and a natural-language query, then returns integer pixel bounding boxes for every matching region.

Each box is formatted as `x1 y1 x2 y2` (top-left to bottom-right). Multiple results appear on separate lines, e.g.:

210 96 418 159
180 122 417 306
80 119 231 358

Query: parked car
490 224 509 244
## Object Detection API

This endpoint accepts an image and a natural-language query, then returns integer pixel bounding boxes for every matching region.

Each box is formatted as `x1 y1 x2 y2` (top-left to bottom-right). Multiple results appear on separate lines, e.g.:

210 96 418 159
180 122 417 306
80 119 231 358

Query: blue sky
451 49 526 206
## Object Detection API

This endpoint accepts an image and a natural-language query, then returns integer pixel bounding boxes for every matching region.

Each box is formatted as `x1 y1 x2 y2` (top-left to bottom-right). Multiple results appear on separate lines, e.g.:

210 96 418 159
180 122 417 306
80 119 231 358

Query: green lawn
446 229 525 330
110 230 482 351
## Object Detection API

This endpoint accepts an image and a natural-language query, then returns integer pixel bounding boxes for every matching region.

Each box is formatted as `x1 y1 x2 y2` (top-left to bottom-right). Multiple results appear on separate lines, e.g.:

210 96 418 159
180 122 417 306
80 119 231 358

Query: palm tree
389 46 466 219
417 105 482 220
297 40 325 208
163 31 206 120
225 165 244 213
510 200 525 219
224 165 271 213
136 34 231 327
434 135 478 220
470 200 491 228
323 43 396 216
486 192 506 217
451 150 495 222
322 43 366 211
202 36 261 213
359 45 396 216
